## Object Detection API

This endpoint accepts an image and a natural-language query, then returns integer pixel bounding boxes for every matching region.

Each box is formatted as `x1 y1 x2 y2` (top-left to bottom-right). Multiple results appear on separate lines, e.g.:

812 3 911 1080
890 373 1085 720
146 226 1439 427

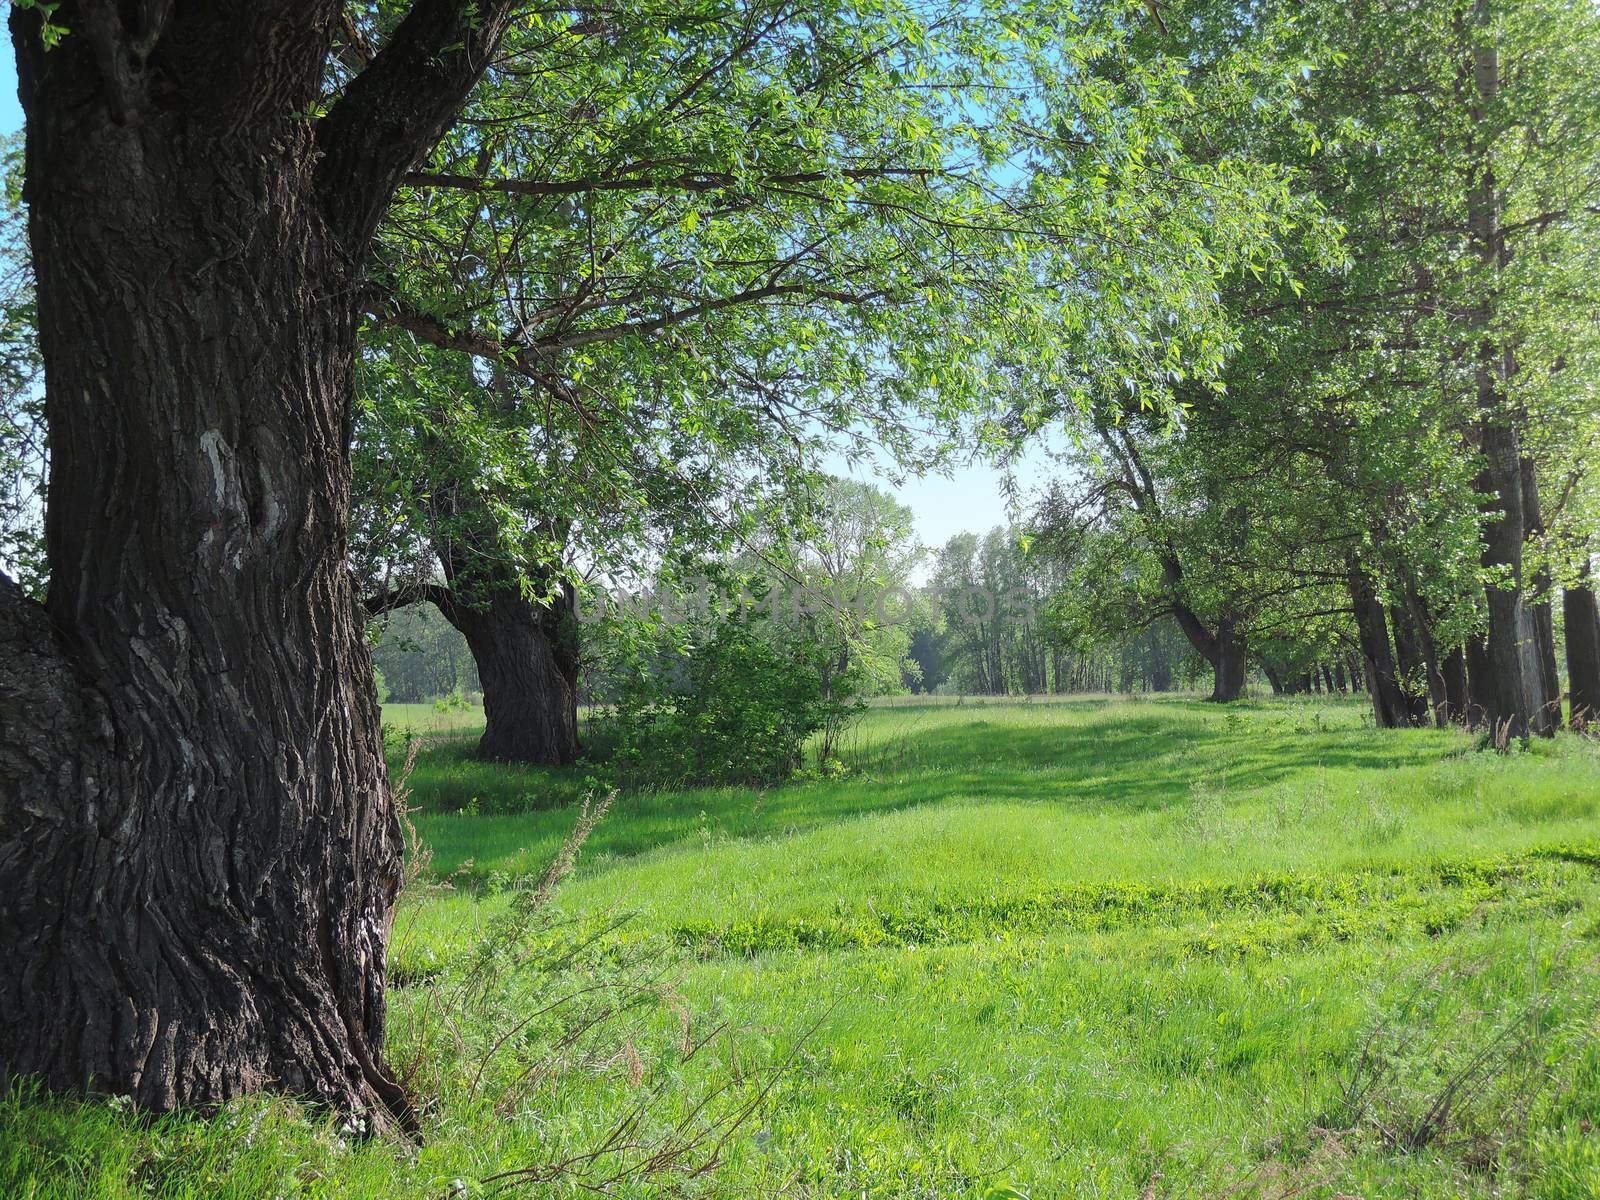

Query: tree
369 601 480 703
344 0 1314 763
342 0 1086 765
0 1 529 1124
1273 0 1600 736
1028 0 1600 731
355 347 592 762
928 528 1072 695
791 478 924 698
0 0 1320 1119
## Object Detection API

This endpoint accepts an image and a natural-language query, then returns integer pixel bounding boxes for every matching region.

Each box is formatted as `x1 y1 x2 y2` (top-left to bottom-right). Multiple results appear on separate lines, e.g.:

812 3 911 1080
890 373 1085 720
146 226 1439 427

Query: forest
0 0 1598 1197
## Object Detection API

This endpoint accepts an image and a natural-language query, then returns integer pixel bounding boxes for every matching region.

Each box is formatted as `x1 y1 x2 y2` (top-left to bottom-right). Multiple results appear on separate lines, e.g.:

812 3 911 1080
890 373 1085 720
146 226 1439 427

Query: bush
594 605 864 787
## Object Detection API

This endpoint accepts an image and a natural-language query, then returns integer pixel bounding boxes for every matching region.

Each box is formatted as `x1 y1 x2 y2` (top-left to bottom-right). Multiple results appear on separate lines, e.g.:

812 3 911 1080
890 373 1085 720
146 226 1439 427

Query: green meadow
7 696 1600 1198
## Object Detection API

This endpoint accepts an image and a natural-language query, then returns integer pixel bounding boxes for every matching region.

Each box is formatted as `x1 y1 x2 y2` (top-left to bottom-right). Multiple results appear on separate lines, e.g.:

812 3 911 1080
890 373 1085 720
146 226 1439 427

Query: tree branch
362 581 459 621
401 165 940 200
368 278 892 368
315 0 524 253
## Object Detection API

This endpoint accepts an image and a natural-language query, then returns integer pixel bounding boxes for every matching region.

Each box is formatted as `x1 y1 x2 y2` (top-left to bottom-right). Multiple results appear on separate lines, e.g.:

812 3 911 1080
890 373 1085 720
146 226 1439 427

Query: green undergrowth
666 846 1600 959
6 697 1600 1199
386 844 1600 985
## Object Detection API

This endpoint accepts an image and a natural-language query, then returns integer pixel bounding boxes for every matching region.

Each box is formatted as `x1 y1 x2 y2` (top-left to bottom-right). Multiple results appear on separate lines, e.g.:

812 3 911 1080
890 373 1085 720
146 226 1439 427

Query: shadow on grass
405 697 1469 881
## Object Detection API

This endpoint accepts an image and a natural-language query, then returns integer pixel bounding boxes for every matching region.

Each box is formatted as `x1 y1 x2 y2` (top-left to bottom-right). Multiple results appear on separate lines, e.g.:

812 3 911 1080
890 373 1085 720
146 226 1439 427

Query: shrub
595 605 864 787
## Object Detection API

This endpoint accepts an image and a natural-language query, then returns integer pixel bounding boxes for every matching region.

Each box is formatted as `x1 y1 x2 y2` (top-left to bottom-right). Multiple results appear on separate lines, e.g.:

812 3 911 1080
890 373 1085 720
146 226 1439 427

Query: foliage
922 525 1202 695
1017 0 1600 720
595 600 865 787
786 477 927 701
0 134 43 595
346 0 1311 657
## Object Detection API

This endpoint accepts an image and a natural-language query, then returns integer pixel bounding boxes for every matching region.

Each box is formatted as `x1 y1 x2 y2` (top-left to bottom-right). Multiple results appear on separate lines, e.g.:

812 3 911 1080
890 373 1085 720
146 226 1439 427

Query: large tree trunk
1441 646 1470 725
1566 571 1600 731
0 1 517 1120
1167 600 1245 702
1347 564 1413 729
1209 618 1247 702
0 113 404 1122
439 582 581 766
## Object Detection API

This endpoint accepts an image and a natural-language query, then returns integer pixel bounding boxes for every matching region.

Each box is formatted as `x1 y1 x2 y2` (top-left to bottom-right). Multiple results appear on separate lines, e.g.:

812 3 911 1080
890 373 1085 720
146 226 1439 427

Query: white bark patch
198 429 252 567
199 429 230 508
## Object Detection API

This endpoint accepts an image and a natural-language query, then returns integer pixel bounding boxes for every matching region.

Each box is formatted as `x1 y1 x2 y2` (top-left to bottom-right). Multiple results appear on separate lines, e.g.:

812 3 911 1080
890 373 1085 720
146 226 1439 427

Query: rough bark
1566 573 1600 731
1 0 519 1119
1441 646 1470 725
1521 459 1562 732
1347 564 1413 729
436 582 581 766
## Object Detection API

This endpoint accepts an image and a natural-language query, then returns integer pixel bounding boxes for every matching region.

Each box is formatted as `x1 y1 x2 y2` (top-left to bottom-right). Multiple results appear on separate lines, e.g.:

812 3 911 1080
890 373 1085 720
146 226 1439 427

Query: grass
381 700 490 738
6 695 1600 1198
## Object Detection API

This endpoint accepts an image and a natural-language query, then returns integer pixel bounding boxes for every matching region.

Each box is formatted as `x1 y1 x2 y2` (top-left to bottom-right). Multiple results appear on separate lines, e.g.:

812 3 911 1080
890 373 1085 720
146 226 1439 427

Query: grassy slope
6 696 1600 1198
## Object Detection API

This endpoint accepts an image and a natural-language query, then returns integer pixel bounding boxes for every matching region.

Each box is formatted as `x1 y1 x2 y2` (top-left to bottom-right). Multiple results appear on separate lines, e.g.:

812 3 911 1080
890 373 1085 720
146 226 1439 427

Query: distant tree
369 602 480 703
929 528 1094 695
793 479 925 698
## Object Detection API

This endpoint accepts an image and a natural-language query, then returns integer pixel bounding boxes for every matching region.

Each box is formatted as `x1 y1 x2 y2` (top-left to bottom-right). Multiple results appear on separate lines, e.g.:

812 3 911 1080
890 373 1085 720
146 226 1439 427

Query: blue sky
0 43 17 136
826 445 1051 558
0 38 1041 552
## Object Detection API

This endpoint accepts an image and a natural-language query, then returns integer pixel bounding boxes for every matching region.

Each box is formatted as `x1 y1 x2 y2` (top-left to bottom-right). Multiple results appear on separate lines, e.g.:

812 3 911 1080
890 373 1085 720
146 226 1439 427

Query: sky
0 45 17 137
825 444 1055 557
0 39 1043 554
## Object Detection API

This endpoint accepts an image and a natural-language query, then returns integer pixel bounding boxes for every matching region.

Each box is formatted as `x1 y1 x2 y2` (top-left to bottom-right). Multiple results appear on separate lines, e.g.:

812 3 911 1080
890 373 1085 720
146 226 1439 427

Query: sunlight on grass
9 696 1599 1199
